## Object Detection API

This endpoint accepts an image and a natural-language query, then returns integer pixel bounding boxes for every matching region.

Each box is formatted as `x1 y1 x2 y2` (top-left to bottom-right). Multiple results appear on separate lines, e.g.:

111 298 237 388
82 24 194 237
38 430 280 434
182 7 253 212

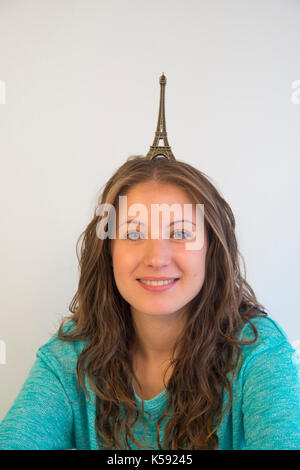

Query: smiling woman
0 155 300 450
110 180 208 402
111 181 207 323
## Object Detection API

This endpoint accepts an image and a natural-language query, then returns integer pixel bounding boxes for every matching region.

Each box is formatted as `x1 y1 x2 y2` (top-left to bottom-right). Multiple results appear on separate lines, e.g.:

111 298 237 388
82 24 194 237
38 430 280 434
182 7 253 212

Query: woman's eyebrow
119 219 196 227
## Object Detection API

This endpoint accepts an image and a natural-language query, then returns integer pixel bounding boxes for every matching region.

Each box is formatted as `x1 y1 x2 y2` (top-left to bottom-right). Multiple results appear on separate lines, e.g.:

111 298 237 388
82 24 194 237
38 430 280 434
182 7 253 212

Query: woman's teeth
139 279 177 286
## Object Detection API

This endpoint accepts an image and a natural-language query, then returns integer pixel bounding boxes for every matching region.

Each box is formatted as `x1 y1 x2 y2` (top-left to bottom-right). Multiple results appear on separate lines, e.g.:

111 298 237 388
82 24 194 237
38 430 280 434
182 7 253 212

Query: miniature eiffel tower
145 73 176 161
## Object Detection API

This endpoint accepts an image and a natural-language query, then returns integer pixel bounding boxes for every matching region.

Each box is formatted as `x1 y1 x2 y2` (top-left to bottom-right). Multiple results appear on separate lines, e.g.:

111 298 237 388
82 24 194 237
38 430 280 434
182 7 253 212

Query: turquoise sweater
0 315 300 450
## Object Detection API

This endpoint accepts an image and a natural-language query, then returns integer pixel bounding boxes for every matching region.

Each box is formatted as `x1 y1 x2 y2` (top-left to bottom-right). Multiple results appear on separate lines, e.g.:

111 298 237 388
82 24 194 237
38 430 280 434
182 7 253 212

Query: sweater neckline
132 380 168 412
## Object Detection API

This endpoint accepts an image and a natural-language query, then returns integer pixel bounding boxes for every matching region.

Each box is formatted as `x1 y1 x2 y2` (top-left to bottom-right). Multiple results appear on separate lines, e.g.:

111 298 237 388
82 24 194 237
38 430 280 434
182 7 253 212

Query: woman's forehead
120 182 195 205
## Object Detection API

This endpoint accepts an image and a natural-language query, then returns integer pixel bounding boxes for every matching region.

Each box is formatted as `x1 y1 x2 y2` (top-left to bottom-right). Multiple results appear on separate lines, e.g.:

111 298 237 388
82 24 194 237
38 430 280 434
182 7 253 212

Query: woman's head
111 179 208 320
58 155 267 450
98 155 245 324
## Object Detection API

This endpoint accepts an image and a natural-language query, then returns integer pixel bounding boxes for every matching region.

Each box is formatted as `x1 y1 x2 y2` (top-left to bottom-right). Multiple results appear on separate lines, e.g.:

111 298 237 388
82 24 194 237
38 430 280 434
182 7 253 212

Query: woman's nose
142 238 172 267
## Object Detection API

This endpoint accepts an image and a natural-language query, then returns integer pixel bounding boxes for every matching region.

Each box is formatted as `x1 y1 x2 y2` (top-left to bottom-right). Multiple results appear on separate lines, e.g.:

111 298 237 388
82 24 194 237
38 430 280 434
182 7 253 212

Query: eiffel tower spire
145 73 176 160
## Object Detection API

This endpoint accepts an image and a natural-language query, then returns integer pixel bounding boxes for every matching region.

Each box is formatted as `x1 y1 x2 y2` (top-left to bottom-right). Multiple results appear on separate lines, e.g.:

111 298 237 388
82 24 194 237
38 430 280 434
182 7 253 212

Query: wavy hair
57 155 268 450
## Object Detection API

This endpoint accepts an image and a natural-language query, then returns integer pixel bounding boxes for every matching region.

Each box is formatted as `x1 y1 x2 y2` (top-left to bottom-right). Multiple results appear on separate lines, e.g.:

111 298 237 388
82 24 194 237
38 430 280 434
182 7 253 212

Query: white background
0 0 300 420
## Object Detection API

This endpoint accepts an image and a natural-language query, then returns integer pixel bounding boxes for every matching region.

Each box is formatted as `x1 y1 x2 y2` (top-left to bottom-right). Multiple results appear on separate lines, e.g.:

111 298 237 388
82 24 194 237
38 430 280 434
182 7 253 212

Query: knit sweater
0 315 300 450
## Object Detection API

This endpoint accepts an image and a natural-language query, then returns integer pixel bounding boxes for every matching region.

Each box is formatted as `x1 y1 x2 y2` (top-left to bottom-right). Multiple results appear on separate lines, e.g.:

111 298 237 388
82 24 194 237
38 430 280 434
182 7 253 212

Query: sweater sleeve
0 350 75 450
241 338 300 450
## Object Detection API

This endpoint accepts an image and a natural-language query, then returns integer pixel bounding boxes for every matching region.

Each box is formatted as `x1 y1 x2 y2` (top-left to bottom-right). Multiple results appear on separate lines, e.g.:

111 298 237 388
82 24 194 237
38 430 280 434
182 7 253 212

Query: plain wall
0 0 300 420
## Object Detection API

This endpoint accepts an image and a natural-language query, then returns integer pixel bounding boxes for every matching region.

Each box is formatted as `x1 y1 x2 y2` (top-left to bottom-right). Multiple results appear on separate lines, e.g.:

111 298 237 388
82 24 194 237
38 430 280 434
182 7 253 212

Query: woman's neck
130 307 186 365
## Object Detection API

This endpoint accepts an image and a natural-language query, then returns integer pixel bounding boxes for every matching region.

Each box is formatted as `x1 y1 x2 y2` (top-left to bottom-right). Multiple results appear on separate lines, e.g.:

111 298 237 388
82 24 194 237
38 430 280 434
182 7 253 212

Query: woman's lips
136 278 179 292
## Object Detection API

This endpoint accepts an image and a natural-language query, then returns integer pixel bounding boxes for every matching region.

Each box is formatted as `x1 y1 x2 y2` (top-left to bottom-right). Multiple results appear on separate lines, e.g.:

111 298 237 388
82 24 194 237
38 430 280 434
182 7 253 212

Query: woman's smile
136 278 179 292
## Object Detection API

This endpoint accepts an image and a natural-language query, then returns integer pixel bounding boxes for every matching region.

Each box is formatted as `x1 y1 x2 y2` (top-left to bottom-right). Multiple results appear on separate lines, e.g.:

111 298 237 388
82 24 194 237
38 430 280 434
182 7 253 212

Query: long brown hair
57 155 267 450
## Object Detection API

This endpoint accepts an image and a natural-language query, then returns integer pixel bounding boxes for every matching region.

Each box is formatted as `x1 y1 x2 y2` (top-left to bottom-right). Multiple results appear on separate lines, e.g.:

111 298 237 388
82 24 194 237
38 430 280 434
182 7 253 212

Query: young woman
0 155 300 450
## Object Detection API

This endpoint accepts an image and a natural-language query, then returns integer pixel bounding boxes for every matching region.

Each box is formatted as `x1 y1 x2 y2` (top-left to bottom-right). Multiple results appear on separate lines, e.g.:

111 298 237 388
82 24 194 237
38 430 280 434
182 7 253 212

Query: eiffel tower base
145 146 176 161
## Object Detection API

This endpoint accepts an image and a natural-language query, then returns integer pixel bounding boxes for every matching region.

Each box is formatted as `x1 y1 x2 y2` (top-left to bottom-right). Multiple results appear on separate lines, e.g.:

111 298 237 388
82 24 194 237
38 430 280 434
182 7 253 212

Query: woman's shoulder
239 314 290 344
236 313 297 368
35 319 88 374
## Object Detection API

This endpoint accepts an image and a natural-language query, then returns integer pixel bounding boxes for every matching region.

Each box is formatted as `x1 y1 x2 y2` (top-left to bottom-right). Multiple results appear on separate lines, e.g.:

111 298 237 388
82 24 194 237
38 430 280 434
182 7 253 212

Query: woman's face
111 181 208 318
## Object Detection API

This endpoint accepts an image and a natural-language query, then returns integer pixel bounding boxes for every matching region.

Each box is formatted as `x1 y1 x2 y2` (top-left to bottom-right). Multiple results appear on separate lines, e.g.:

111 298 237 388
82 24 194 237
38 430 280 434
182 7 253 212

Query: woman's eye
172 230 193 240
126 231 145 240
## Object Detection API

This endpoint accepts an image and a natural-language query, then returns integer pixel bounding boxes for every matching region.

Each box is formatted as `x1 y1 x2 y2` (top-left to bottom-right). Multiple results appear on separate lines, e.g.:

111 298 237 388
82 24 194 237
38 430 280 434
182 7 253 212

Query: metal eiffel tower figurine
145 73 176 161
